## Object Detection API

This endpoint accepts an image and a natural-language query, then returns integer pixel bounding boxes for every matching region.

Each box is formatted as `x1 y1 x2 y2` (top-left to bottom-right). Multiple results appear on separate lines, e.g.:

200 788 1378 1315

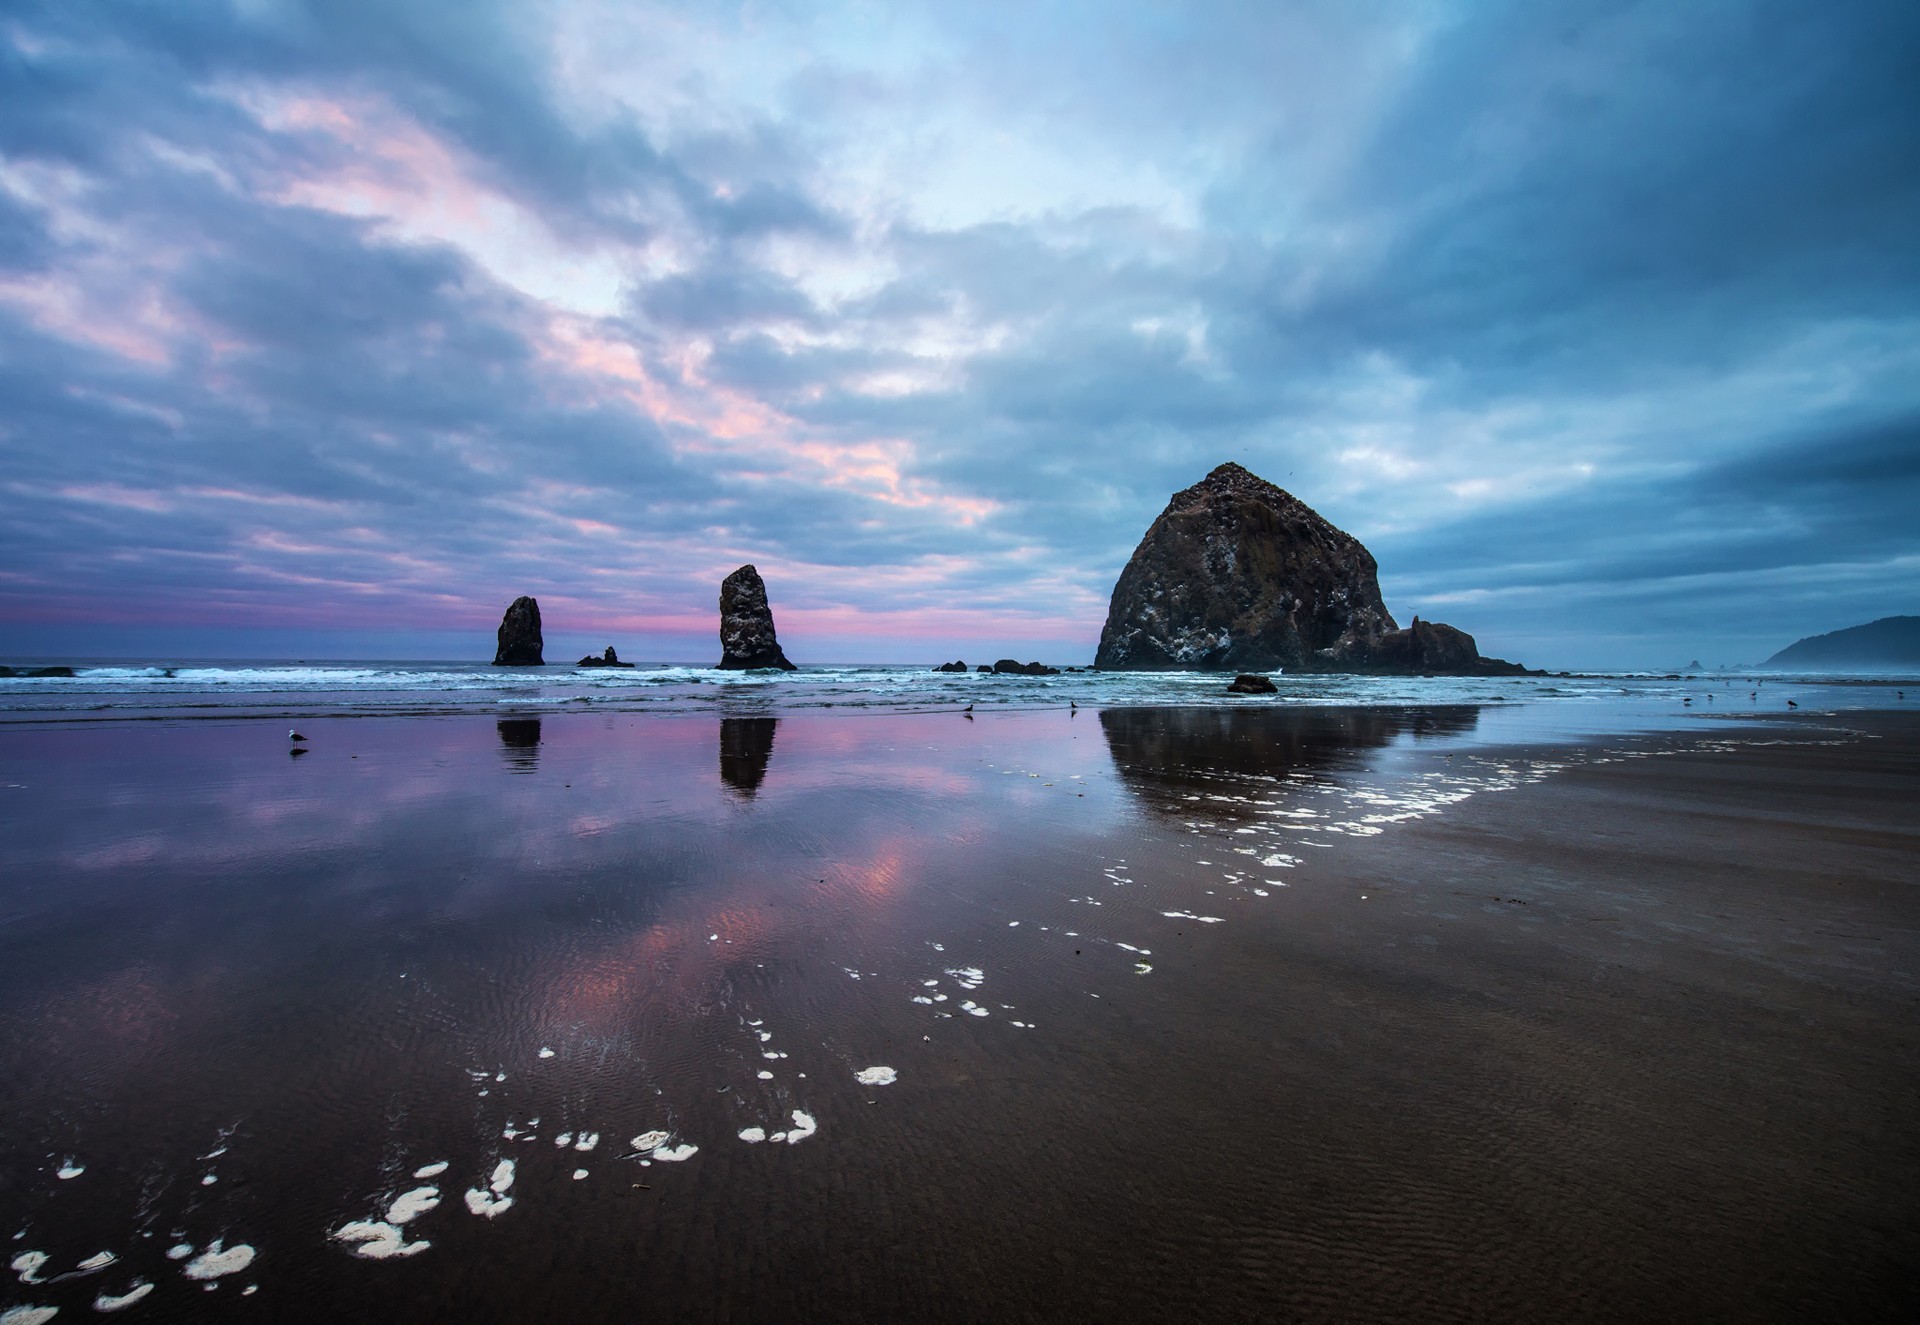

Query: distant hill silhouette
1761 615 1920 669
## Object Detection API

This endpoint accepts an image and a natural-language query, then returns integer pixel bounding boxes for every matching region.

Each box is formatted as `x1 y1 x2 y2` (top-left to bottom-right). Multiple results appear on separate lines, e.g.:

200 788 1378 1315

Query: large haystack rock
1095 463 1531 675
493 595 545 666
1095 463 1396 671
717 565 797 670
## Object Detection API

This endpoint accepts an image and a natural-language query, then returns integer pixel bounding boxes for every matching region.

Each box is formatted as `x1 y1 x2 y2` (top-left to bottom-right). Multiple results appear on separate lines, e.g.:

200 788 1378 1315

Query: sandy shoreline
0 706 1914 1322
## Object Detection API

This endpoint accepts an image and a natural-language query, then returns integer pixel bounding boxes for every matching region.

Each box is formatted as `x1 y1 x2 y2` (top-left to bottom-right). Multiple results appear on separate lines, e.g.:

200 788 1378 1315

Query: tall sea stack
493 595 545 666
717 565 797 670
1095 463 1529 675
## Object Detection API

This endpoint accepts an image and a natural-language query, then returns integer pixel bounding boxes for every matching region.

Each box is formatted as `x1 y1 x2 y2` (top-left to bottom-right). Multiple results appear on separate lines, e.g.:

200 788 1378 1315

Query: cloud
1 0 1916 666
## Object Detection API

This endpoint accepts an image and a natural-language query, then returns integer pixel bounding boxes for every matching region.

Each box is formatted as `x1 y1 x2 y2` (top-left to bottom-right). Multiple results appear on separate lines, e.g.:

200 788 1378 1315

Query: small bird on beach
1787 700 1798 708
289 729 306 742
963 703 973 713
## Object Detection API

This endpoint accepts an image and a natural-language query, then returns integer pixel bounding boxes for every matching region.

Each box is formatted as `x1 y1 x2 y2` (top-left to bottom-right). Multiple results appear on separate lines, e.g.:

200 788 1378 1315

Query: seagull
289 729 307 742
1787 700 1798 709
963 703 973 713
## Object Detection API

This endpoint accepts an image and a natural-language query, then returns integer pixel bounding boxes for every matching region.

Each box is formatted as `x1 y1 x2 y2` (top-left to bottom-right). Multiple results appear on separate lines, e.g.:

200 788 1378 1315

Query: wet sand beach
1 705 1915 1322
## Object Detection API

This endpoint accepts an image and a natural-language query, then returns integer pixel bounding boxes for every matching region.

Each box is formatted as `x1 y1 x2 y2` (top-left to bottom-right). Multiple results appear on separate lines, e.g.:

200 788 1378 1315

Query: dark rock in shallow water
493 596 545 666
14 665 77 678
992 659 1060 676
1226 673 1278 694
934 660 968 673
1354 618 1533 677
1096 462 1531 675
578 646 635 668
717 565 797 670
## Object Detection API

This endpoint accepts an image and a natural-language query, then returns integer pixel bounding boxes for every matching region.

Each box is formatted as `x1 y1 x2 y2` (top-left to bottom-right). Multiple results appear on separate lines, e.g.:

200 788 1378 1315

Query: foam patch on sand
855 1066 897 1085
574 1133 599 1152
11 1251 47 1283
182 1241 254 1280
738 1128 766 1144
653 1143 699 1162
538 1047 555 1059
334 1219 430 1259
414 1161 448 1179
786 1111 817 1144
572 1169 588 1180
945 967 984 989
959 1001 988 1017
76 1252 114 1271
166 1245 193 1261
93 1280 154 1311
629 1130 670 1153
1161 911 1223 923
55 1160 83 1180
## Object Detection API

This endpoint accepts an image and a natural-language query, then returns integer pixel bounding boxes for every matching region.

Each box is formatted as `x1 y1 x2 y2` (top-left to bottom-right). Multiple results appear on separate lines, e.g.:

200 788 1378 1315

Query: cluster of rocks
0 665 76 678
933 659 1061 676
487 462 1526 685
577 646 634 669
491 564 801 672
1096 462 1533 678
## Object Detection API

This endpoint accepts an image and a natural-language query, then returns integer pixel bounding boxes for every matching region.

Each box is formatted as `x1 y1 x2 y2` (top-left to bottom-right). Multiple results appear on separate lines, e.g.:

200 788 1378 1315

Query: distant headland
1761 616 1920 670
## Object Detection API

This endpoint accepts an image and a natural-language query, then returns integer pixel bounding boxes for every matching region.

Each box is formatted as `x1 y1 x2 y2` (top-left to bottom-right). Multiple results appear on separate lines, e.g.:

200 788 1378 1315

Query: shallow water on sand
0 705 1904 1320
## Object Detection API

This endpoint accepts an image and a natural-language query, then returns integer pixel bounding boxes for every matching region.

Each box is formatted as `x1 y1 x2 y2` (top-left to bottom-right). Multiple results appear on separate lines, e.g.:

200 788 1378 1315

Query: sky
2 0 1916 670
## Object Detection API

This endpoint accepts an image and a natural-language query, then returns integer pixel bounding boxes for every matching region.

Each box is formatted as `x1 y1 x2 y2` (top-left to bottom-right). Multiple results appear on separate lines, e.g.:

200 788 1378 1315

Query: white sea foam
738 1128 766 1144
463 1189 513 1218
93 1280 154 1312
76 1252 115 1271
11 1251 47 1283
413 1161 449 1179
182 1241 254 1280
786 1111 817 1144
538 1047 555 1059
55 1161 83 1180
334 1220 429 1259
165 1245 193 1261
629 1131 669 1152
386 1187 440 1225
757 1070 774 1079
652 1144 698 1162
572 1169 588 1180
489 1160 515 1194
0 1306 59 1324
574 1132 599 1152
555 1132 573 1148
855 1066 897 1085
1160 911 1223 923
959 1001 988 1017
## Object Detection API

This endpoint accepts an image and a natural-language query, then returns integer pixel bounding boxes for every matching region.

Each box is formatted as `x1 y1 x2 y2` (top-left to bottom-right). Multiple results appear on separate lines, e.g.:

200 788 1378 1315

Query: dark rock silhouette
717 565 797 670
1359 618 1532 677
578 646 635 668
935 660 969 672
1762 615 1920 669
992 659 1060 676
1096 463 1395 671
0 665 76 677
1096 463 1530 675
975 664 992 673
497 717 541 773
493 596 544 666
719 717 779 797
1226 673 1278 694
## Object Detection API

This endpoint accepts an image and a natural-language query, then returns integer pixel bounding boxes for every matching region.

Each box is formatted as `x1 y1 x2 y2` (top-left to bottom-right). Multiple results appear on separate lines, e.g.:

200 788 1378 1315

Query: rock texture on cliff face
1095 463 1397 671
493 596 545 666
717 565 797 670
1095 463 1531 675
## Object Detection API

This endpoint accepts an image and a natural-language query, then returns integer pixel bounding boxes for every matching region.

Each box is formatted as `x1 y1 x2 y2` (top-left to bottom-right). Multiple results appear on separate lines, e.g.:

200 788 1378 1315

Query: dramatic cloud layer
2 0 1916 666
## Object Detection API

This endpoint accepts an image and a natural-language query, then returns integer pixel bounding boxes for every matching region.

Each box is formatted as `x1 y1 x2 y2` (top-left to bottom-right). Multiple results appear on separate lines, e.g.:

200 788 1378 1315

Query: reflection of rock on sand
1099 705 1481 820
497 718 541 773
719 717 778 797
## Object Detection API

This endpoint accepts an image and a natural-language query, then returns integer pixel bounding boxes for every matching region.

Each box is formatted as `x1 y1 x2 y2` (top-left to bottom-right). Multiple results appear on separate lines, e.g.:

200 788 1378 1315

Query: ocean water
1 671 1912 1320
0 657 1906 735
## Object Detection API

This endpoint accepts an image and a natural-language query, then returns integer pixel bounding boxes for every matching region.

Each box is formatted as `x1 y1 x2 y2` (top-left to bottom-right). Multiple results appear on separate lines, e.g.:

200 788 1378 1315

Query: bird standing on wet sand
289 729 306 742
962 704 972 713
1787 700 1799 708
